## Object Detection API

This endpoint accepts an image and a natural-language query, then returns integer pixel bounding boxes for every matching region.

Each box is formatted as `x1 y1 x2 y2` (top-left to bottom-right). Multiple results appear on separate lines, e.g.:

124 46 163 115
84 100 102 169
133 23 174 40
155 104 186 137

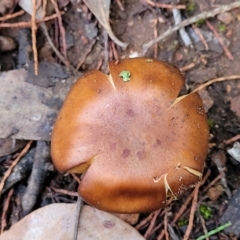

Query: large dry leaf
0 204 145 240
0 68 78 140
83 0 128 48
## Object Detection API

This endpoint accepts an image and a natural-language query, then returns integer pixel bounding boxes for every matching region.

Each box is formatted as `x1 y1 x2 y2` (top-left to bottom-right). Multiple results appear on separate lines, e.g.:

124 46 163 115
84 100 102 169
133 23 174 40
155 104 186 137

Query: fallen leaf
0 138 28 157
0 69 79 140
83 0 128 48
18 0 44 19
0 204 145 240
227 142 240 162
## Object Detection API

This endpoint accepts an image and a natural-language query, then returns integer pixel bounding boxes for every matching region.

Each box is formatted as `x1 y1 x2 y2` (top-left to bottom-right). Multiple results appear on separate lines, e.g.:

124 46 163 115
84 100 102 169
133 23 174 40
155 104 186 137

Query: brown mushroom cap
51 58 209 213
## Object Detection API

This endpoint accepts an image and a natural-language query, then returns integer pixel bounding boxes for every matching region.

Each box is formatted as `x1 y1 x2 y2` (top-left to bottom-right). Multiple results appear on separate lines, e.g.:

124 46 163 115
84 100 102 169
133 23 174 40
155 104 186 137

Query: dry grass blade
83 0 128 48
192 75 240 93
142 1 240 55
0 141 32 198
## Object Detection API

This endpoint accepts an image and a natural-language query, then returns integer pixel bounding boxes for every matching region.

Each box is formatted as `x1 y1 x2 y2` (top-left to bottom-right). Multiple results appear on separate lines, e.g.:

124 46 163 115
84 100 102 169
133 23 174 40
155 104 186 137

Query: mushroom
51 58 209 213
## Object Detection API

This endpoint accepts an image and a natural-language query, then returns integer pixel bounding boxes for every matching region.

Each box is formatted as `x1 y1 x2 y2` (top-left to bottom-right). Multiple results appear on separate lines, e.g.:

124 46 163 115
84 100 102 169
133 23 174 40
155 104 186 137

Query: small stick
224 134 240 145
135 212 154 230
183 182 201 240
192 75 240 93
116 0 124 11
73 196 83 240
192 24 209 50
111 42 119 60
0 141 32 197
153 19 158 58
0 188 14 233
157 230 165 240
172 169 211 224
142 2 240 55
40 23 76 73
164 211 169 240
51 187 79 197
42 0 47 18
144 209 161 238
0 12 64 28
203 173 223 193
0 10 24 21
50 0 67 58
199 215 209 240
206 20 234 60
145 0 186 9
180 62 196 72
31 0 38 75
76 39 96 70
71 173 81 184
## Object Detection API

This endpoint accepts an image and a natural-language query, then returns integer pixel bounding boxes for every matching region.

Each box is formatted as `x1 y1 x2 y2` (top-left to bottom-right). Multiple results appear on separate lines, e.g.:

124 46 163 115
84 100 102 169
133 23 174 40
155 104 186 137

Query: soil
0 0 240 239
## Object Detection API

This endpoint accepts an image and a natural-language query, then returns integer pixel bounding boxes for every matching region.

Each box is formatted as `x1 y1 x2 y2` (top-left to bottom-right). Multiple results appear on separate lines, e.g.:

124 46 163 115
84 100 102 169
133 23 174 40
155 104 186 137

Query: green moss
207 119 214 129
196 19 206 27
219 24 226 33
200 205 213 220
186 1 195 13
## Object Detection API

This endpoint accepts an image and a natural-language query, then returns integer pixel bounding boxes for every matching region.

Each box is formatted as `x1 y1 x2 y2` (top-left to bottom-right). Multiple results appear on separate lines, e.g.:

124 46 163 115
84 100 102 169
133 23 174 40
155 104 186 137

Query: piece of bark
2 148 35 194
21 141 50 216
0 68 81 140
220 187 240 237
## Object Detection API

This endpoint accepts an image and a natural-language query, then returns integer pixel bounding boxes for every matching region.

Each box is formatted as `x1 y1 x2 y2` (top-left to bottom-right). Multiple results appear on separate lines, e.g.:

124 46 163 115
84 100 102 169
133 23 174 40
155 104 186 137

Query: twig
135 212 154 230
192 24 209 50
0 141 32 198
206 20 234 60
172 169 211 224
224 134 240 145
192 75 240 93
145 0 186 9
142 2 240 55
164 211 169 240
0 10 25 21
42 0 47 18
51 186 79 197
40 23 76 73
211 151 231 198
31 0 38 75
111 42 119 60
153 19 158 58
157 230 165 240
76 39 96 70
203 173 223 193
180 62 196 72
1 188 14 233
144 209 161 239
199 215 209 240
73 196 83 240
50 0 67 58
116 0 124 11
21 141 50 216
0 12 64 28
183 182 201 240
71 173 81 184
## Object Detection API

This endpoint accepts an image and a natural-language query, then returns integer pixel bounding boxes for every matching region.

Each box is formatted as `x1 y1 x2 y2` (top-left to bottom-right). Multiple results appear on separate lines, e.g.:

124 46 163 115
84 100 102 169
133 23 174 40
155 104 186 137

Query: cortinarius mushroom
51 58 209 213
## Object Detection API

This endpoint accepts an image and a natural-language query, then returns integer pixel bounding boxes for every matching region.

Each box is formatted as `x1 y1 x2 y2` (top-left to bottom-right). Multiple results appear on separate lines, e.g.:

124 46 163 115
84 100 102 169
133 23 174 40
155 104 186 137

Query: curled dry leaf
83 0 128 48
227 142 240 162
0 204 144 240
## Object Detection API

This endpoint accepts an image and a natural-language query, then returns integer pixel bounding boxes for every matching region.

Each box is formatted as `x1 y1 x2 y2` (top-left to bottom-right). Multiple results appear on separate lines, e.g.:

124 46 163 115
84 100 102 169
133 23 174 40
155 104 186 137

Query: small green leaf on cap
119 70 131 82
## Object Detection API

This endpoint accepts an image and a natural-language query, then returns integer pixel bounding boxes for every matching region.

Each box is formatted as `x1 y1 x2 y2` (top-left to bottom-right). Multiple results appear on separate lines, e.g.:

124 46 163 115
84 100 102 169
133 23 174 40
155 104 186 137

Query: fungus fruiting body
51 58 209 213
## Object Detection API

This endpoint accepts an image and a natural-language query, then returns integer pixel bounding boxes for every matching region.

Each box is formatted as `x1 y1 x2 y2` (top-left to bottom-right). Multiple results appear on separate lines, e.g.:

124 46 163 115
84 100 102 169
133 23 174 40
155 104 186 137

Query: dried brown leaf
0 204 144 240
83 0 128 48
